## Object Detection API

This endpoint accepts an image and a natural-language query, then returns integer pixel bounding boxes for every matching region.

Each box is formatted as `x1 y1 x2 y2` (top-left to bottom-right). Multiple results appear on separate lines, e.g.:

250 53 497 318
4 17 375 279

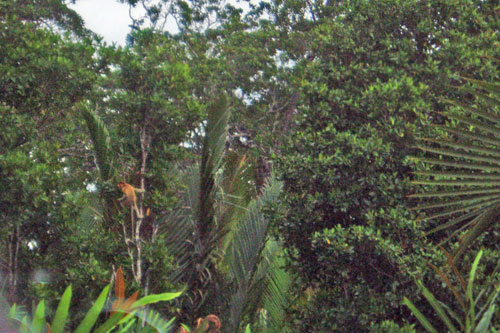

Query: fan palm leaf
412 78 500 259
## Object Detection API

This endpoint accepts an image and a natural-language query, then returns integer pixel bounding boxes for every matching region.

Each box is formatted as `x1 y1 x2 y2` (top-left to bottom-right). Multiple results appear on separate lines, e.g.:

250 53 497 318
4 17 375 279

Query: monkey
117 182 145 218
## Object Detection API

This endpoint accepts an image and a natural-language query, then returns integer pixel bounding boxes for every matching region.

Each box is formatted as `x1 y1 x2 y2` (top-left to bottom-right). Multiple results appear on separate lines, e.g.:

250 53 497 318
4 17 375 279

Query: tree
0 0 105 305
160 96 291 332
273 0 499 330
79 28 205 300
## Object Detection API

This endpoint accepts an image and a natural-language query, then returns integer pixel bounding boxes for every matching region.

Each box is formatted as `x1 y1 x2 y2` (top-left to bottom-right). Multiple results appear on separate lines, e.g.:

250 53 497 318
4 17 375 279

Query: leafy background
1 0 499 332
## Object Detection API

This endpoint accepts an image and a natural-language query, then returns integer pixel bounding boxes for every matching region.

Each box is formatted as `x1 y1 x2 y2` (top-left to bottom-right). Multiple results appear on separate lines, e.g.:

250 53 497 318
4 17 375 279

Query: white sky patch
69 0 140 46
69 0 257 46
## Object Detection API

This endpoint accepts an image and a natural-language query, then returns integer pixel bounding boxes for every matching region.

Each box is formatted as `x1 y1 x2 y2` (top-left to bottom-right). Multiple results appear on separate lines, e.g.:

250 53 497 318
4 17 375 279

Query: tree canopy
1 0 499 332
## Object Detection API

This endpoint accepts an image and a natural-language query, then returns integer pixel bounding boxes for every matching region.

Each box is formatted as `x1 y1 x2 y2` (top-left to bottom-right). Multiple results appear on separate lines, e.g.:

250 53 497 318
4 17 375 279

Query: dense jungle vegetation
1 0 499 331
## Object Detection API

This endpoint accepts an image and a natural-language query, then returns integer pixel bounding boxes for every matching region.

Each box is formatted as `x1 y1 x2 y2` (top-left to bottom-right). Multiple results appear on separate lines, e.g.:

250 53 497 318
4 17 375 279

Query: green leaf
75 284 110 333
9 304 17 319
413 195 500 211
117 317 136 332
413 157 500 172
403 297 438 333
94 312 127 333
418 281 458 332
416 144 500 165
181 323 191 332
31 300 46 333
475 304 495 333
51 285 72 333
131 291 183 309
444 127 500 148
20 316 30 333
467 250 483 302
409 188 500 198
245 324 251 333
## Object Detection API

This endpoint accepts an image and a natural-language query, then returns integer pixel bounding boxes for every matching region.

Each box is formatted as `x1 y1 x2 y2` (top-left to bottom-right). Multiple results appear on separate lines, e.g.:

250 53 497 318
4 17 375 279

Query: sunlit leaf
51 285 72 333
75 285 110 333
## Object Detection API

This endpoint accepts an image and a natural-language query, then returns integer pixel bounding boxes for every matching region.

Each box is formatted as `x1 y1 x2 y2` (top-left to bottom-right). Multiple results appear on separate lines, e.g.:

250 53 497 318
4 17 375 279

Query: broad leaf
51 285 72 333
75 284 111 333
31 300 46 333
132 291 183 308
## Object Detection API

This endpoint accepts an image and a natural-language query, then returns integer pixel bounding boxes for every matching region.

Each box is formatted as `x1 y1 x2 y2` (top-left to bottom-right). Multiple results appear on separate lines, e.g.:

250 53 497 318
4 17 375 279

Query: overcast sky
68 0 142 45
69 0 252 46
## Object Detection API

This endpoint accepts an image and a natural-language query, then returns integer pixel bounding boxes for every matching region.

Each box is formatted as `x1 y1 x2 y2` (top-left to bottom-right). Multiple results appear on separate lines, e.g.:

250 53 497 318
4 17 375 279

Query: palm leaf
158 96 231 320
79 101 113 180
125 309 176 332
227 178 283 331
412 78 500 258
219 152 255 255
405 249 499 332
250 240 291 332
159 170 197 284
198 94 230 240
78 101 117 228
158 98 289 329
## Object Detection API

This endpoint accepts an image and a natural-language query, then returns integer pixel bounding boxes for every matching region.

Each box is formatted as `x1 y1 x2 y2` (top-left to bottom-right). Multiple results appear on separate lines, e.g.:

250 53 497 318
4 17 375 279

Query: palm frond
158 97 231 321
219 152 256 255
412 78 500 258
249 240 291 333
159 167 198 285
198 94 230 240
125 308 176 332
227 178 283 331
79 101 113 180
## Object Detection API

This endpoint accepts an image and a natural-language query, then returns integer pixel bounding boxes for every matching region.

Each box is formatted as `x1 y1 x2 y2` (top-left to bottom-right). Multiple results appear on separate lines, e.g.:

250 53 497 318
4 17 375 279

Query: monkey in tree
117 182 145 218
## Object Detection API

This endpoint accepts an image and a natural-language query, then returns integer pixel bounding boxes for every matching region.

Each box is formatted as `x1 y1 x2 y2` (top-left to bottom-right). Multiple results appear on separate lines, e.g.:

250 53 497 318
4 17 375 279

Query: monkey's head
117 182 126 189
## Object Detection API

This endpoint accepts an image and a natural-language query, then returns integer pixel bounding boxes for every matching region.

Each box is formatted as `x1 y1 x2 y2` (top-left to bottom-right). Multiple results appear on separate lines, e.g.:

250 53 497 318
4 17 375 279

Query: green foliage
160 99 291 331
8 283 181 333
274 0 500 330
370 320 416 332
404 250 500 332
0 0 108 311
3 0 500 330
